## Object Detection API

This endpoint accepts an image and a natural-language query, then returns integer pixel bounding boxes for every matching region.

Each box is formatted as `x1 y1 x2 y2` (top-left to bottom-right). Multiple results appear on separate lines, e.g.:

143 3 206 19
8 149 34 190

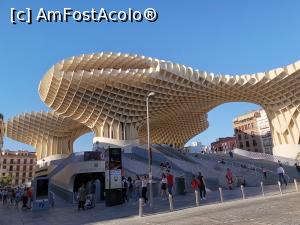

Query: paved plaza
110 192 300 225
0 184 299 225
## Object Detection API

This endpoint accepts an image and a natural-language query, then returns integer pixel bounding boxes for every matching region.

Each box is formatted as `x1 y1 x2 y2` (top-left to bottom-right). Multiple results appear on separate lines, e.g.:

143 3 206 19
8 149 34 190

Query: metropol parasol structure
5 52 300 161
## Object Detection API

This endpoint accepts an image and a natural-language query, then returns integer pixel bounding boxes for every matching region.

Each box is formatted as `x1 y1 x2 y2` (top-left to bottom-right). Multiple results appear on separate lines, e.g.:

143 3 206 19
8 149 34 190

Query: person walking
262 167 267 178
2 188 8 205
15 189 21 208
141 175 148 205
90 180 96 207
133 175 141 204
294 162 300 173
161 173 168 200
277 163 288 186
191 175 199 191
197 172 207 200
122 176 129 203
229 150 233 158
21 189 29 209
226 168 234 190
11 189 16 207
127 176 133 202
166 170 174 196
27 187 33 209
78 183 86 210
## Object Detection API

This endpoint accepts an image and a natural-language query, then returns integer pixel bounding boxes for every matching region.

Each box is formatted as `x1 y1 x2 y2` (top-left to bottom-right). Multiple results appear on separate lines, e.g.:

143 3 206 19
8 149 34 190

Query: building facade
256 110 273 154
211 137 236 152
233 109 273 154
185 141 206 153
0 113 4 150
0 150 36 186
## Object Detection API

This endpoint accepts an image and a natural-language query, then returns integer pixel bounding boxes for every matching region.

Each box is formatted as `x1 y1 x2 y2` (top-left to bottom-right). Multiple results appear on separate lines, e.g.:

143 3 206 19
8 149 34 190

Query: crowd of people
0 186 33 209
120 171 175 206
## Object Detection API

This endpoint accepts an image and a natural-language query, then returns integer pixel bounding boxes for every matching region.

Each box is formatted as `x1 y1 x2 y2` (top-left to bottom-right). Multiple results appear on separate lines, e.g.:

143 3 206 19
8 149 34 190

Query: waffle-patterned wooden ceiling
37 52 300 148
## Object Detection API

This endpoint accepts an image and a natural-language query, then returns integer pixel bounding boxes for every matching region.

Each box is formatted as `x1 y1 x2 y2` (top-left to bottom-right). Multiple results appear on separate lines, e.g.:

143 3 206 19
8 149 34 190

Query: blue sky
1 0 300 151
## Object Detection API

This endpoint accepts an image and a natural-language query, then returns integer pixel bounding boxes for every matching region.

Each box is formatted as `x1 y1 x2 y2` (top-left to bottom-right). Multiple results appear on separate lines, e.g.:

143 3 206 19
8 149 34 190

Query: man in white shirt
277 164 287 186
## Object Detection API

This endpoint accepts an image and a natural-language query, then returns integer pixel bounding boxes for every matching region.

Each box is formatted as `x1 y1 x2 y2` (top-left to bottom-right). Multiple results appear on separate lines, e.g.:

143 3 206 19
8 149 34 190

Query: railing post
168 194 174 211
294 179 299 192
260 181 265 197
195 190 200 207
278 181 283 196
139 198 144 217
240 185 245 199
218 187 224 203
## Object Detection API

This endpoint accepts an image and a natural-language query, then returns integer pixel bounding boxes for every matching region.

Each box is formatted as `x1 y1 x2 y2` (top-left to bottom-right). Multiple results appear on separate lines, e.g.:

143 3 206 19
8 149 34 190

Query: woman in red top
166 170 174 196
226 168 234 190
191 175 199 191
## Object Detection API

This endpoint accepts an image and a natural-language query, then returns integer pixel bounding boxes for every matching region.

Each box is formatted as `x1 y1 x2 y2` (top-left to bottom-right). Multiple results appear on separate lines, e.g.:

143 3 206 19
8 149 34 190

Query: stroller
84 194 94 209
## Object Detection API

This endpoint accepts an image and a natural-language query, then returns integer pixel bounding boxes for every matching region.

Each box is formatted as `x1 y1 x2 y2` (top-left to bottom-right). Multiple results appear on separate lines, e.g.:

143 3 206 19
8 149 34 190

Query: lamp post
146 92 155 207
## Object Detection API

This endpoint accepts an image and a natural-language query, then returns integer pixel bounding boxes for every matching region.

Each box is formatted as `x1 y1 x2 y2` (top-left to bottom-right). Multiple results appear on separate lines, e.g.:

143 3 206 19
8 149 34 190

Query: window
10 159 14 164
3 165 6 169
16 165 20 171
24 159 27 164
246 141 250 147
238 134 241 140
244 134 248 139
29 172 32 177
22 172 26 177
253 140 257 146
3 159 6 164
16 172 19 177
23 165 26 170
239 143 243 149
22 179 25 184
30 159 33 164
17 159 20 164
29 165 33 171
2 173 5 176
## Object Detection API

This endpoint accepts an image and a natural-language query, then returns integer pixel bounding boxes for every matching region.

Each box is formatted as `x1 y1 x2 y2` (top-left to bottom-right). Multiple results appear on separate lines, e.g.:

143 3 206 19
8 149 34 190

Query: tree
0 176 12 187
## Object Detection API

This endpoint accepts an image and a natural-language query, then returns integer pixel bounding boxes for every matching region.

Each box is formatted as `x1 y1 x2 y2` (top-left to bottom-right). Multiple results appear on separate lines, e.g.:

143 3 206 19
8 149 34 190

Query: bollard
218 187 224 203
260 181 265 197
195 190 200 207
278 181 283 196
149 176 153 208
294 179 299 192
139 198 144 217
168 194 174 211
240 185 245 199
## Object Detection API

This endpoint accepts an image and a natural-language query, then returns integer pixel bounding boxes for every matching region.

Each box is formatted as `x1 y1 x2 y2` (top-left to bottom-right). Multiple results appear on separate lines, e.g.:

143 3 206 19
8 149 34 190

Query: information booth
32 176 50 211
105 147 123 206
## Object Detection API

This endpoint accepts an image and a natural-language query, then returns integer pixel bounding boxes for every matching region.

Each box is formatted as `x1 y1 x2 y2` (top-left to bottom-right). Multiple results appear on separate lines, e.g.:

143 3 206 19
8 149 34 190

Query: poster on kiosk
105 147 123 206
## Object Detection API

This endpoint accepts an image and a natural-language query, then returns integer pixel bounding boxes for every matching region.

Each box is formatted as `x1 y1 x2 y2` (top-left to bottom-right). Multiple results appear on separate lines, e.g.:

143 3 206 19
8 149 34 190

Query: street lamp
146 91 155 207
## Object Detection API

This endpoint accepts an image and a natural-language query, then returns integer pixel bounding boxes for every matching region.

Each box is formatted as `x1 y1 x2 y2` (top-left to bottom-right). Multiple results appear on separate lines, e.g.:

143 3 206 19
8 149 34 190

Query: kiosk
32 176 50 211
105 147 123 206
